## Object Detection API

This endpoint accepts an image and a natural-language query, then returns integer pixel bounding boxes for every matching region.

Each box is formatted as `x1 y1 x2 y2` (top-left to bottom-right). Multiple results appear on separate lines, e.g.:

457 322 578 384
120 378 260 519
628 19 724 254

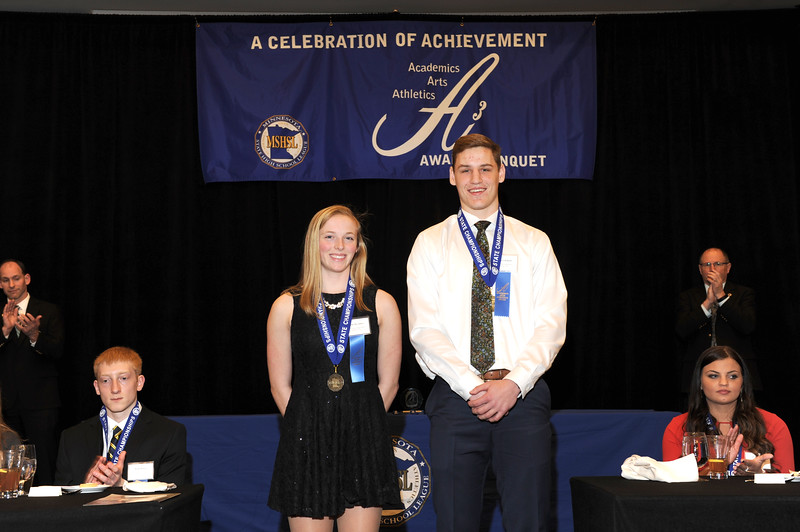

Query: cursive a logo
254 115 309 169
372 53 499 157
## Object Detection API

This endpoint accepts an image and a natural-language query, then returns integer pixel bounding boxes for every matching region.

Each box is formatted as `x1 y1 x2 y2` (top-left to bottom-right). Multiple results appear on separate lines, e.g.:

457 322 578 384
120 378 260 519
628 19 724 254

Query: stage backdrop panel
172 409 677 532
196 20 596 182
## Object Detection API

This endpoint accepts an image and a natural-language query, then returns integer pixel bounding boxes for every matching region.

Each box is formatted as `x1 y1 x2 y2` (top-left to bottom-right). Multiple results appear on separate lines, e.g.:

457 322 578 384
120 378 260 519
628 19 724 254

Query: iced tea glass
706 435 729 479
0 448 22 498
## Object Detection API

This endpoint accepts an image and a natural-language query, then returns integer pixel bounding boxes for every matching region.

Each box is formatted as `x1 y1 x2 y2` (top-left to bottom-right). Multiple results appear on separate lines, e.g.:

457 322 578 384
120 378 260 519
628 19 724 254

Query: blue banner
196 20 596 182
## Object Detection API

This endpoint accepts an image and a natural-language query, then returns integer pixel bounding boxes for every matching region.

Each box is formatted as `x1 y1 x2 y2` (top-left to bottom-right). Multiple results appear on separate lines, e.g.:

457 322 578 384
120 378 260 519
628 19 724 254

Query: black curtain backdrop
1 11 798 461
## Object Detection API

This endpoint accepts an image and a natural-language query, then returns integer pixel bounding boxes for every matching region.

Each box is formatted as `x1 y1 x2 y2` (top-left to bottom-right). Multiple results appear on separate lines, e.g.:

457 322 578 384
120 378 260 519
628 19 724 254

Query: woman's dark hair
0 388 21 448
685 345 773 456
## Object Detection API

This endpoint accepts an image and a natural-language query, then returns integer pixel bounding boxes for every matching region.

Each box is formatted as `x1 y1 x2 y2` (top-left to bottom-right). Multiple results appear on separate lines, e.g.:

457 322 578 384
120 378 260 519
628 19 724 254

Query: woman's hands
724 425 744 466
724 424 774 475
735 454 774 475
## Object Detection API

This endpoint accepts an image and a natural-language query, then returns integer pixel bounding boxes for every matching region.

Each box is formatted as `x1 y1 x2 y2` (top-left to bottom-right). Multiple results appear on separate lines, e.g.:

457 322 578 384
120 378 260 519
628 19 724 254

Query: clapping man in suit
676 247 758 391
55 346 187 486
0 259 65 484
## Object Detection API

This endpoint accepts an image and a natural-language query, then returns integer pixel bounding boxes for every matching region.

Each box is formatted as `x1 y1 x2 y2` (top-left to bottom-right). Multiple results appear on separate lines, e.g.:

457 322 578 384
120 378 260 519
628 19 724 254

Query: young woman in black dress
267 205 402 531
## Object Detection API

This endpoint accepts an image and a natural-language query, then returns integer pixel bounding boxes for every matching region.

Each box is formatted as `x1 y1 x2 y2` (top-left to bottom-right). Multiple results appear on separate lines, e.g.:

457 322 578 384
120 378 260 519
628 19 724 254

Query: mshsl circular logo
254 115 309 169
381 436 431 527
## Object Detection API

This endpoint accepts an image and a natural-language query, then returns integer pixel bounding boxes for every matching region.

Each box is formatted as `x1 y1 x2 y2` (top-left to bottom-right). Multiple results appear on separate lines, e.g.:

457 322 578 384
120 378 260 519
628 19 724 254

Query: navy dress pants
425 376 552 532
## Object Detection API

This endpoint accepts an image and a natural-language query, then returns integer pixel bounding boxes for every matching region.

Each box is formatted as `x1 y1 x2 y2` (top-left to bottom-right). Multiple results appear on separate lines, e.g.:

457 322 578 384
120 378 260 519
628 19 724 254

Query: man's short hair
698 247 730 263
452 133 502 169
93 346 143 378
0 259 27 275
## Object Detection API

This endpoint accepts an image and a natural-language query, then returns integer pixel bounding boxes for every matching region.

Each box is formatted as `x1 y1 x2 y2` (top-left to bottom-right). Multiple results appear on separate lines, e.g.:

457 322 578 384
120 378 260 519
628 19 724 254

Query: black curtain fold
1 11 798 466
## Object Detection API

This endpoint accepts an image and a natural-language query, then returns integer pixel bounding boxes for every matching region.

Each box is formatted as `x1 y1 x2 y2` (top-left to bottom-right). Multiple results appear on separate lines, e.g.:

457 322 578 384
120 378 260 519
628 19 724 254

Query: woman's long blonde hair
287 205 373 316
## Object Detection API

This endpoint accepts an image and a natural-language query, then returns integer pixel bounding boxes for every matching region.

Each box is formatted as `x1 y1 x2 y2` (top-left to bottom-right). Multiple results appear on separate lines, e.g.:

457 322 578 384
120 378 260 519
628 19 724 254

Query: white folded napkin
122 480 176 492
754 473 789 484
621 454 699 483
28 485 63 497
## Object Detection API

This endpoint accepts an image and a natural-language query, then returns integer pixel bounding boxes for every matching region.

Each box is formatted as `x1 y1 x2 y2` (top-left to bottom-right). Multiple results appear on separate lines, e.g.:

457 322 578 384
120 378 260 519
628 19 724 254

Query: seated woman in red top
663 345 794 474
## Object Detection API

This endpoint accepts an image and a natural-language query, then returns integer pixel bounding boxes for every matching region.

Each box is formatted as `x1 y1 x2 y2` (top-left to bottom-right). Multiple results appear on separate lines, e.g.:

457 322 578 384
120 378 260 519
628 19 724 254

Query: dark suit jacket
0 296 65 412
675 281 758 388
54 404 187 485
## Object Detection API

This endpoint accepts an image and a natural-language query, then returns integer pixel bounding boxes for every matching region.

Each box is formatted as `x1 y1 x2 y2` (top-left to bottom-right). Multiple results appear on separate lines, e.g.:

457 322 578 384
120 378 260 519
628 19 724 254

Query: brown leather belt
480 369 510 381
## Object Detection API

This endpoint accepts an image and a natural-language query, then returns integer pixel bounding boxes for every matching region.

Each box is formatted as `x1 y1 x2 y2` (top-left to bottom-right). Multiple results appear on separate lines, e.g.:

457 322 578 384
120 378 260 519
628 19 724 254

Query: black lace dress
268 285 401 518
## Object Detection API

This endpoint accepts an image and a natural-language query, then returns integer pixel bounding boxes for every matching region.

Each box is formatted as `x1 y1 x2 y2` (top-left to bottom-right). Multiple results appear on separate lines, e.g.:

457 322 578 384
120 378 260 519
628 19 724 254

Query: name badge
350 317 371 336
127 461 154 481
500 255 518 272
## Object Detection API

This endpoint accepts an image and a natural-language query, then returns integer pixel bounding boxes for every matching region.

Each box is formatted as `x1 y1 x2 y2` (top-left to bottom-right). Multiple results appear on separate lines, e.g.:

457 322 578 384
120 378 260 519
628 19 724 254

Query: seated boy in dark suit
55 346 187 486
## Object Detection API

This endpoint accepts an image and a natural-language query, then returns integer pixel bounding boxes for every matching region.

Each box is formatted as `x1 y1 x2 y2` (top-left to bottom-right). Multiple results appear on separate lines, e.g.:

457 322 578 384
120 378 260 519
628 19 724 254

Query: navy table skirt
171 409 678 532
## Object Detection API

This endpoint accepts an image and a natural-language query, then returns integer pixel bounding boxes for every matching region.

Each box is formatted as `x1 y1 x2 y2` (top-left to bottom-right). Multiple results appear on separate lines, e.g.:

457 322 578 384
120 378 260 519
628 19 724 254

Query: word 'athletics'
250 32 548 50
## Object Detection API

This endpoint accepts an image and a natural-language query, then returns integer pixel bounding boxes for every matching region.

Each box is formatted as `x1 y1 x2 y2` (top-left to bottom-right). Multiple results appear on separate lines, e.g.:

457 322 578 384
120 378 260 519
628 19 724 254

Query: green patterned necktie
107 425 122 460
470 220 495 374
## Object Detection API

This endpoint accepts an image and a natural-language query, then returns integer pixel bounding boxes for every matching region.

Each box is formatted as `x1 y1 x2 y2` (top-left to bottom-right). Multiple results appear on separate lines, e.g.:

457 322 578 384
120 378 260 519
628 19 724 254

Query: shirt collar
461 209 499 232
10 293 31 314
107 414 130 435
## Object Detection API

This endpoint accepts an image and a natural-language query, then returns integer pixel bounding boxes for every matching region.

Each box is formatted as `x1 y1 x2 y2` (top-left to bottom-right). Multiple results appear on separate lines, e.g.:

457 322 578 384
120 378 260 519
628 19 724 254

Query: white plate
62 484 111 493
122 480 175 493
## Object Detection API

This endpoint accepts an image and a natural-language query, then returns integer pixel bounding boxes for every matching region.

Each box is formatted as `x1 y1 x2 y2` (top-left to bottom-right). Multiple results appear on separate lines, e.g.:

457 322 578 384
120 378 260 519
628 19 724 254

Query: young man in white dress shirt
407 133 567 532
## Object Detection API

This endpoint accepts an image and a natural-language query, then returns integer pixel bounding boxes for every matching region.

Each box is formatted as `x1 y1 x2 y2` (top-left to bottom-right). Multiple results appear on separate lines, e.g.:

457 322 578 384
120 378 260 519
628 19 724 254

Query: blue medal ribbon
458 208 509 316
349 334 365 383
457 208 505 288
99 400 142 464
316 276 357 372
494 271 511 317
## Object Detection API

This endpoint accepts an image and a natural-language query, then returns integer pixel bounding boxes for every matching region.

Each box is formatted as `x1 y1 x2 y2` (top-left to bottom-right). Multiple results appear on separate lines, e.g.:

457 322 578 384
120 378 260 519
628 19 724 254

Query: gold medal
327 372 344 392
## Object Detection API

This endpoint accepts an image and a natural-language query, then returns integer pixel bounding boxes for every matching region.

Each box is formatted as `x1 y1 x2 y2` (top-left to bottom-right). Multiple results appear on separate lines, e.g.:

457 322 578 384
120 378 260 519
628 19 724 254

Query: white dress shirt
701 282 728 317
14 293 31 315
103 417 129 457
407 209 568 400
5 293 30 340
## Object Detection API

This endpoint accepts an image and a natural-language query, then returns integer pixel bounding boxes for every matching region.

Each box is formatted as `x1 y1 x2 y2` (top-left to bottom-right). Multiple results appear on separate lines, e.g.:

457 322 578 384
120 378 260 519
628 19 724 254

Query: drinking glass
0 447 23 498
17 444 37 496
706 435 729 479
681 432 708 472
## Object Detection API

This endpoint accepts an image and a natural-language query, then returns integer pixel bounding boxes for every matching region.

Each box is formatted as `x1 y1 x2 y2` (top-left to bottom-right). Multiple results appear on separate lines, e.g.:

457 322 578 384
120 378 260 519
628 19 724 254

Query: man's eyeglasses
699 261 729 268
